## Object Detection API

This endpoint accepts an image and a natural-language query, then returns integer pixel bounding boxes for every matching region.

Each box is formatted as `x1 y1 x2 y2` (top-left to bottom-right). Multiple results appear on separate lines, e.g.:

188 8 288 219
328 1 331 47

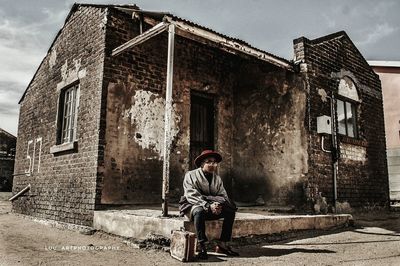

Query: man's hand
210 202 222 215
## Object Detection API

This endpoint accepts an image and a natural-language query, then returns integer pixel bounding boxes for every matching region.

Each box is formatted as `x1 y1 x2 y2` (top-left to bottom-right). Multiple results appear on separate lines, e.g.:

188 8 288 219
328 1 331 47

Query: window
337 99 357 138
336 76 359 138
57 84 79 144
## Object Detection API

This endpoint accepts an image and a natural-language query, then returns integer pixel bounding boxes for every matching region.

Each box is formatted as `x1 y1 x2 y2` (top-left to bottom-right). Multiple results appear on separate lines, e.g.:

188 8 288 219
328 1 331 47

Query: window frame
336 96 358 138
59 85 79 144
55 82 80 147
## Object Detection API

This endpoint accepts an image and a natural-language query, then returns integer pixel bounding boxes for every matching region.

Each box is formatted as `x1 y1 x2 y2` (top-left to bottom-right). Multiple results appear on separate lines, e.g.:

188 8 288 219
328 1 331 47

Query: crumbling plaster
232 67 308 205
123 89 181 157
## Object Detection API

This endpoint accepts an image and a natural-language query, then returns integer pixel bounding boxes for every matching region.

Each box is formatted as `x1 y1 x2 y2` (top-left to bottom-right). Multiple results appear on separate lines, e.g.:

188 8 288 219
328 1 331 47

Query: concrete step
93 209 353 240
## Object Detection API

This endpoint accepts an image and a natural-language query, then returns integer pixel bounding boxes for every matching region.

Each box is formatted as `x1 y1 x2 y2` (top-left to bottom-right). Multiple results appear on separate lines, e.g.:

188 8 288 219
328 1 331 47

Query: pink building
369 61 400 201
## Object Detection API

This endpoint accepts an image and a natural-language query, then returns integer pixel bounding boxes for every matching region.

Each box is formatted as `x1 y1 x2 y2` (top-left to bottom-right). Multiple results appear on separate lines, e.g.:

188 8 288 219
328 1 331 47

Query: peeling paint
338 76 359 102
318 88 328 102
233 70 308 205
123 90 181 158
340 143 366 162
100 8 108 31
49 49 57 70
57 59 87 90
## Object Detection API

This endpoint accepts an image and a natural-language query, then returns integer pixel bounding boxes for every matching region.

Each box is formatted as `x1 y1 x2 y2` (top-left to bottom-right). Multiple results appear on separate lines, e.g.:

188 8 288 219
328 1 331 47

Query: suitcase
170 229 197 262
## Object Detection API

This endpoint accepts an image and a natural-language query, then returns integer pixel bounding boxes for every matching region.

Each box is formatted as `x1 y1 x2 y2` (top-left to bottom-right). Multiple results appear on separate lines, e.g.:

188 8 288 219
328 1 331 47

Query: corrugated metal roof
20 3 294 103
125 8 292 67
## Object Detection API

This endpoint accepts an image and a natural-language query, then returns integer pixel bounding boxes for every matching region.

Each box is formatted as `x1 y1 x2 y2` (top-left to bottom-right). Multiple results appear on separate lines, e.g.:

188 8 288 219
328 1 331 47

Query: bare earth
1 199 399 266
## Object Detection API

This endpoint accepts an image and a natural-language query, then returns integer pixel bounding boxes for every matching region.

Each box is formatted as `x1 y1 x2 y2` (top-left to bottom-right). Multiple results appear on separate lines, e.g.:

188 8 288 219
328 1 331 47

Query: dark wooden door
190 93 215 169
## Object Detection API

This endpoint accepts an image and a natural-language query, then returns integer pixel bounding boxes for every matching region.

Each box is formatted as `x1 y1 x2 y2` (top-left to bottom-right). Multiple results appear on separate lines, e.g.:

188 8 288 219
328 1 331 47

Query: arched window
337 77 359 138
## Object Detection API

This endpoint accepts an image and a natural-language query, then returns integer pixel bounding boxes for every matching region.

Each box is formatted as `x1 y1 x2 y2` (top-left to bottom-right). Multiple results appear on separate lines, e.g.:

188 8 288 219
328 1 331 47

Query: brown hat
194 150 222 167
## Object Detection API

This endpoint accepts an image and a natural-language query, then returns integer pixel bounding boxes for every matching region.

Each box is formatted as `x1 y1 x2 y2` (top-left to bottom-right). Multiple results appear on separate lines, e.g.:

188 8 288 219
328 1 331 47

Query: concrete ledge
94 210 185 239
94 209 353 240
14 213 95 235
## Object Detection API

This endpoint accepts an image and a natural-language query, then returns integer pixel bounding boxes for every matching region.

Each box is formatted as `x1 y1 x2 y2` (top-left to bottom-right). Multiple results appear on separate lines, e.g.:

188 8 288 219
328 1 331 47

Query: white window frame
337 98 358 138
60 85 79 144
58 83 80 145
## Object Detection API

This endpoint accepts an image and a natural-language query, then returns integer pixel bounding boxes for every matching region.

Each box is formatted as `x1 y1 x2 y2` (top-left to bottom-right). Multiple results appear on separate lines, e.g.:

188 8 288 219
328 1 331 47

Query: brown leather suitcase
170 230 197 262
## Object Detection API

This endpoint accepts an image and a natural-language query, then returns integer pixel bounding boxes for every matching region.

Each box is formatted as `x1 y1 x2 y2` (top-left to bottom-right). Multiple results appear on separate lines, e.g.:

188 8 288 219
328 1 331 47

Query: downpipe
9 184 31 201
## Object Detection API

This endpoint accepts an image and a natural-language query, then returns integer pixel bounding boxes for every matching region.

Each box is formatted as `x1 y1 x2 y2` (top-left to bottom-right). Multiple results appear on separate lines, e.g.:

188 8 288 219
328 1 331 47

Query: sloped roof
310 31 370 67
19 3 138 104
116 7 292 69
19 3 293 103
0 128 17 139
299 30 377 76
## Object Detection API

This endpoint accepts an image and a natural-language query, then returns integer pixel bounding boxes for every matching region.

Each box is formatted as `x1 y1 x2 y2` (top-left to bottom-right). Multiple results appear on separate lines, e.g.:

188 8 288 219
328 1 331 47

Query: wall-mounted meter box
317 115 332 134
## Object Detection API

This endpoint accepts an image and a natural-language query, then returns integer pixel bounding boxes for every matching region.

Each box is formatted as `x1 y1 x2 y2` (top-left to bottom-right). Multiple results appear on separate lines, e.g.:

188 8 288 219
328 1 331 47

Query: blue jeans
192 206 236 244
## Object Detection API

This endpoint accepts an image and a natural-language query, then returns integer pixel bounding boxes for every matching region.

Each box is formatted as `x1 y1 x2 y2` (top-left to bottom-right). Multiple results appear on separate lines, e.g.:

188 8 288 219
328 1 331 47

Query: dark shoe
215 245 239 256
196 249 208 260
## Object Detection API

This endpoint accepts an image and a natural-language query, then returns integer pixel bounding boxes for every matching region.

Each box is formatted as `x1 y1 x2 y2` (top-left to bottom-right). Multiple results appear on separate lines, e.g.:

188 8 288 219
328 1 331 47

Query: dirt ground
1 196 399 266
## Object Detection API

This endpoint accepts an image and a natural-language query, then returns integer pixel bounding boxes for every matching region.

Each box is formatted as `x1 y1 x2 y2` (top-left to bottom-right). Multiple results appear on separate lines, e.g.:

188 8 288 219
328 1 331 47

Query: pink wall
373 66 400 149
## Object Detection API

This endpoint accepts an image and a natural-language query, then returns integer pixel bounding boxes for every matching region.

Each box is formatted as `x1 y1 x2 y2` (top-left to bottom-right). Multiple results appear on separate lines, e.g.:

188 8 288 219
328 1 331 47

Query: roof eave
164 16 294 71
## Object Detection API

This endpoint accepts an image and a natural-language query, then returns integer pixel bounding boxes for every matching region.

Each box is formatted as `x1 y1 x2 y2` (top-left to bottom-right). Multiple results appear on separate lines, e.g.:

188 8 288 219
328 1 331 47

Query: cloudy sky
1 0 399 136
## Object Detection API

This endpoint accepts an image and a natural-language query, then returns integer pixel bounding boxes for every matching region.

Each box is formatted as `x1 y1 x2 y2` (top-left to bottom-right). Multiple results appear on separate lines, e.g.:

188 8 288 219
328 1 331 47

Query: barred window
58 84 79 144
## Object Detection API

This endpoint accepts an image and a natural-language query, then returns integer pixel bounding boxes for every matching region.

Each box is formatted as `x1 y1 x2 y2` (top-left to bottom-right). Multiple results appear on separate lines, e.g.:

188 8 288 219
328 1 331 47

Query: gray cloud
0 0 399 135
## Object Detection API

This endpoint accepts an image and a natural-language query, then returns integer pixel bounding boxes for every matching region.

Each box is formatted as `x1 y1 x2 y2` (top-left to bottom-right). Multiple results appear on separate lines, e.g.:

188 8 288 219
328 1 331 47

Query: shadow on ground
352 211 400 234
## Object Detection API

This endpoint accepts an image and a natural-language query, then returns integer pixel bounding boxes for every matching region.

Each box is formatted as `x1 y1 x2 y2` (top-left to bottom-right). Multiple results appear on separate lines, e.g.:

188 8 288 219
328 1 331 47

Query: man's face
201 156 219 173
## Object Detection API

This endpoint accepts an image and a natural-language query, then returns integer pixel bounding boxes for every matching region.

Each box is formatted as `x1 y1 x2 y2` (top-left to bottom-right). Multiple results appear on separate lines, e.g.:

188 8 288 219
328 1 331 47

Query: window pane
337 99 346 135
60 85 79 144
69 89 76 142
346 102 354 137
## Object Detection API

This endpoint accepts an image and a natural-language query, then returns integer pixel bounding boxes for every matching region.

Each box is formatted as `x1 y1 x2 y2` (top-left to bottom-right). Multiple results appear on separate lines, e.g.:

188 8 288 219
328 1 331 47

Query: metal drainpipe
162 23 175 217
9 184 31 201
330 93 339 212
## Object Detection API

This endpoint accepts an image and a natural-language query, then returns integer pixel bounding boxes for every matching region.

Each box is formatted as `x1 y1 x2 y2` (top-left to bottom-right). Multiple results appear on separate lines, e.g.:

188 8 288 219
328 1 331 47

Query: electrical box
317 115 331 134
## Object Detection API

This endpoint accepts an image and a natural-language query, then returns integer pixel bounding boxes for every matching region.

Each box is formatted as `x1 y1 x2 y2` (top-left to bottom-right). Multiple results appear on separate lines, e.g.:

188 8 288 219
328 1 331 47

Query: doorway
190 93 215 169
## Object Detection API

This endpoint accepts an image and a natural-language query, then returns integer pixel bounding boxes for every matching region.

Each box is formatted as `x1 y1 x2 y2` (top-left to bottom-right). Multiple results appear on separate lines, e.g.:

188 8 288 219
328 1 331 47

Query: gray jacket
183 168 229 219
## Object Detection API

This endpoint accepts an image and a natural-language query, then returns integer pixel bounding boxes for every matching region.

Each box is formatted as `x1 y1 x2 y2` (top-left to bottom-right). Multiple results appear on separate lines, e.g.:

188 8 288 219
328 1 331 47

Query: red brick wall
98 9 310 207
98 9 241 205
294 32 389 209
13 5 107 225
232 65 308 205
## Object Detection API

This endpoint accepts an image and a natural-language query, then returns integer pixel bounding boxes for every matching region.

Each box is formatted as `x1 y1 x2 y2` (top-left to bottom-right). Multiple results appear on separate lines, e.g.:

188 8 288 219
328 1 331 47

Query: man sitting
180 150 239 259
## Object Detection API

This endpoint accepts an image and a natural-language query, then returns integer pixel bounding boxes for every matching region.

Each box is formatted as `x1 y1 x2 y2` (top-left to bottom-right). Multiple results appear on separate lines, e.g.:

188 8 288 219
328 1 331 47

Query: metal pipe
12 172 31 176
321 136 332 153
162 23 175 217
9 184 31 201
112 22 169 56
330 93 338 211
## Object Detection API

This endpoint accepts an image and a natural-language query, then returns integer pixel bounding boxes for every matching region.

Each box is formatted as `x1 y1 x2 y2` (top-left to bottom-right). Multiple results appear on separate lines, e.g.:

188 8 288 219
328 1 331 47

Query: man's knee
192 207 206 218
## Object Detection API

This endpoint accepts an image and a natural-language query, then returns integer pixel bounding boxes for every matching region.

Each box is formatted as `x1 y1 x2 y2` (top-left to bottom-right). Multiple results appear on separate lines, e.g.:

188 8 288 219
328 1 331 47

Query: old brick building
13 4 389 226
0 128 16 192
294 34 389 210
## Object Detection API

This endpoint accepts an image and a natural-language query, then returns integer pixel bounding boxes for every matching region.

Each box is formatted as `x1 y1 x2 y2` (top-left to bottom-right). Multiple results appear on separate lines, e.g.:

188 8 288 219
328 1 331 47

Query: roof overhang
112 21 169 56
112 11 293 71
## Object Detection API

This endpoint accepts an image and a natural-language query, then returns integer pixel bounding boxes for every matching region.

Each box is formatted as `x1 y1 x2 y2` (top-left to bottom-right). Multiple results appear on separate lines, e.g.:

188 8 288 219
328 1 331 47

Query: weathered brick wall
13 5 107 225
99 9 241 205
294 32 389 208
232 63 308 205
0 129 16 191
99 9 165 204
